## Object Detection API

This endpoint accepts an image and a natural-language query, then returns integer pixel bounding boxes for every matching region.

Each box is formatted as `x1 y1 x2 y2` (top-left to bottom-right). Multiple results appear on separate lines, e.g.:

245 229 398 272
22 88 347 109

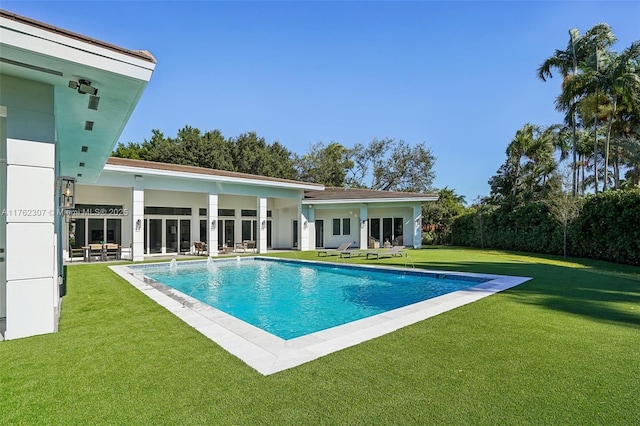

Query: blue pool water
134 258 488 340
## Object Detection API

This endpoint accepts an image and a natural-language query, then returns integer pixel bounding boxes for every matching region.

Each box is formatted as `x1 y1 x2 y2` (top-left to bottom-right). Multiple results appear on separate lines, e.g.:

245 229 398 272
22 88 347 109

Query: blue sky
4 1 640 202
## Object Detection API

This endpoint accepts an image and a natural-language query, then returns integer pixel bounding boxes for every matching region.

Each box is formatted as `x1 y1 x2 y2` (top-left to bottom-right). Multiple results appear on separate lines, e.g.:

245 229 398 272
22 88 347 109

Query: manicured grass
1 247 638 424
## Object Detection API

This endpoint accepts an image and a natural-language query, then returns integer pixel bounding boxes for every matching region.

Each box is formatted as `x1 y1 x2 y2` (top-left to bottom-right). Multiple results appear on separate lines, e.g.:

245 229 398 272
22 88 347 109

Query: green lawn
1 247 638 424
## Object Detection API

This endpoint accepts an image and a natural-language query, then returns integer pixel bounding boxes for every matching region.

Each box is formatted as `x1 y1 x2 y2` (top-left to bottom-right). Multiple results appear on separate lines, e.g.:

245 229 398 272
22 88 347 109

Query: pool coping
110 258 531 375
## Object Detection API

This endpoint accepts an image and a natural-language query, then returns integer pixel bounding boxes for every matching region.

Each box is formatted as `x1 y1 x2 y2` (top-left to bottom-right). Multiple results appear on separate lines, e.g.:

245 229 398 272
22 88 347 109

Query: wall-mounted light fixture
361 219 368 228
211 219 217 230
303 220 308 229
261 220 266 229
136 219 142 232
59 176 76 210
69 79 98 96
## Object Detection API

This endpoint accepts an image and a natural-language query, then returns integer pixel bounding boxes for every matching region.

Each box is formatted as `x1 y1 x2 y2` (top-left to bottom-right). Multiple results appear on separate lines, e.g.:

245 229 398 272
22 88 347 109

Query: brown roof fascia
106 157 323 188
0 9 157 64
304 187 437 200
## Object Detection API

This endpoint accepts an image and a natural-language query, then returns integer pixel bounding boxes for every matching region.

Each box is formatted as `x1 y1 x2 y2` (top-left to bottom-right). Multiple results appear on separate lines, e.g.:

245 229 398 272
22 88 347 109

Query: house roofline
0 9 157 64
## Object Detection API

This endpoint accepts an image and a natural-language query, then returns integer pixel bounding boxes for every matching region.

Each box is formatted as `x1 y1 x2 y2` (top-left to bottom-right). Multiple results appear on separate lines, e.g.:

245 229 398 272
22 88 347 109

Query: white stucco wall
0 75 55 143
4 139 57 340
310 204 421 249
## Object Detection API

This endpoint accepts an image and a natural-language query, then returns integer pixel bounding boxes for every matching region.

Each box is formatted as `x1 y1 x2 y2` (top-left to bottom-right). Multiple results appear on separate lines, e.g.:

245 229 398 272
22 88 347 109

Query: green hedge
451 203 563 255
451 190 640 265
570 190 640 265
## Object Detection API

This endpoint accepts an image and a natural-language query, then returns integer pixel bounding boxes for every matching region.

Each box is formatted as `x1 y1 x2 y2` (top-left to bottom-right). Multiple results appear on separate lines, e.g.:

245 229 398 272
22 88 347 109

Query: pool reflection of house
0 9 435 341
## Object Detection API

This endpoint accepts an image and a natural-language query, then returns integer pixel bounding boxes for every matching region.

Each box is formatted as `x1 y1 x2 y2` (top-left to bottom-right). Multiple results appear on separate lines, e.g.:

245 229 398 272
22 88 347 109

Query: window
332 218 341 236
332 218 351 236
199 219 207 242
241 220 258 241
144 206 191 215
241 209 257 217
218 208 235 217
199 208 207 216
342 218 351 235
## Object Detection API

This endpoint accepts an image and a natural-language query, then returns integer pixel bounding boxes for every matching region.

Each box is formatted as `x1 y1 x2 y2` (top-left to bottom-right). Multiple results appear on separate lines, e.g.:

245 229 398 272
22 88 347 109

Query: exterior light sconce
59 176 76 212
211 219 217 230
303 220 308 229
261 220 266 229
68 79 98 96
136 219 142 232
361 219 367 228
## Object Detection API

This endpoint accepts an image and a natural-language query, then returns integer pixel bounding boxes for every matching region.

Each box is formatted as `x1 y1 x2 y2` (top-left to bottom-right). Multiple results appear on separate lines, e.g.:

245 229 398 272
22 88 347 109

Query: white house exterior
0 10 156 340
0 10 436 341
65 159 435 262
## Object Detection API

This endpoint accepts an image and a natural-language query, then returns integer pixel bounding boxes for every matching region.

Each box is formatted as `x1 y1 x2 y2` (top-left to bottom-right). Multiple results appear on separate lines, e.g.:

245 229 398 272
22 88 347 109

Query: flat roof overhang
302 196 437 205
0 10 156 182
102 163 326 192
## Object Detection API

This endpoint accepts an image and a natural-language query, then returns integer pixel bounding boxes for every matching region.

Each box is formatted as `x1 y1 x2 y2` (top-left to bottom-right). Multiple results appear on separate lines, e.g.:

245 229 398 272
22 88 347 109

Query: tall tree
422 187 466 245
538 23 616 195
488 124 562 209
348 138 436 193
599 41 640 189
295 142 353 187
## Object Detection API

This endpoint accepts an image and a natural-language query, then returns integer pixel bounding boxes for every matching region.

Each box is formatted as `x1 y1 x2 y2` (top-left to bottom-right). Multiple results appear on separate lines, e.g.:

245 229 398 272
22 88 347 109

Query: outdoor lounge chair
365 245 407 260
317 241 352 257
339 247 368 258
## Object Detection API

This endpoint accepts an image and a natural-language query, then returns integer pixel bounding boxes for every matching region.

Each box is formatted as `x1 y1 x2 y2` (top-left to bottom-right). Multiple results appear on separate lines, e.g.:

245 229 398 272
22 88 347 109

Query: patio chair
365 245 407 260
88 244 103 262
219 245 234 254
105 243 120 260
318 241 352 257
245 240 256 253
194 241 204 256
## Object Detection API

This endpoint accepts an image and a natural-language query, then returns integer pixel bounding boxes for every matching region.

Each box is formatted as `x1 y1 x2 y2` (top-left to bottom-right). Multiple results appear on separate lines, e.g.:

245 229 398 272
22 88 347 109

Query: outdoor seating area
194 241 208 256
68 243 127 262
234 240 257 253
365 245 407 259
317 241 352 257
336 244 408 259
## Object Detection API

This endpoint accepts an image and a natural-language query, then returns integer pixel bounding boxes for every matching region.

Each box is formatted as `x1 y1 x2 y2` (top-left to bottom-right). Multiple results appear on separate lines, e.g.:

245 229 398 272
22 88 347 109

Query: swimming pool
133 258 488 339
112 258 531 375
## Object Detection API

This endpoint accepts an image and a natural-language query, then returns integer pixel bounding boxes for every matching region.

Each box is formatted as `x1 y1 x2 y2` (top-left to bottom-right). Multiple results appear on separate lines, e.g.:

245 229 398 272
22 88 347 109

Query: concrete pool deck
110 259 531 375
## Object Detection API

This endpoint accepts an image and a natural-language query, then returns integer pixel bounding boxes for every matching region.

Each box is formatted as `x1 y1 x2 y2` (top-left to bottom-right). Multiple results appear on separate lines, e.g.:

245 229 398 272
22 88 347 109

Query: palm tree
538 23 616 195
567 41 640 191
600 42 640 189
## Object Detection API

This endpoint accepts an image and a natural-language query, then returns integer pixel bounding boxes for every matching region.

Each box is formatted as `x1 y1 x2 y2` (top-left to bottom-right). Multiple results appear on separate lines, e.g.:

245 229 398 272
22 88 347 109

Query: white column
359 206 368 250
257 197 267 253
413 204 422 249
299 204 310 251
132 188 144 261
0 106 7 320
191 202 200 254
307 206 316 250
208 193 219 257
5 139 56 340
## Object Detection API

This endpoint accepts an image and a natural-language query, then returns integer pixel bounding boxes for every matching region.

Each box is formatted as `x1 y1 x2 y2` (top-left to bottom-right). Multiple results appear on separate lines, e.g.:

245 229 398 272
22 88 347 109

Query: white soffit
0 11 156 182
102 163 326 191
303 197 437 204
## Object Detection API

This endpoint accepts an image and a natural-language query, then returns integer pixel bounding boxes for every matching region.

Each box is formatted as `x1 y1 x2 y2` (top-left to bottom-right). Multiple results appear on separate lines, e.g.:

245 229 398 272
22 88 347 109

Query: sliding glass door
148 219 162 254
369 217 403 245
